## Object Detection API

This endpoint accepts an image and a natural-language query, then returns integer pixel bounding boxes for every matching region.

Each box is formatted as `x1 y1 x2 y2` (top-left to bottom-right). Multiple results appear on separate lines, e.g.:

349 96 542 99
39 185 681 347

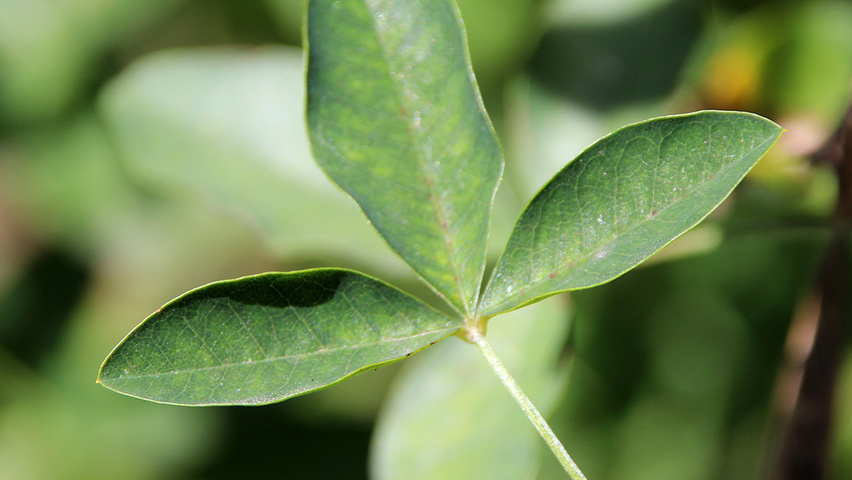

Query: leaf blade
480 111 783 316
306 0 503 315
98 269 460 406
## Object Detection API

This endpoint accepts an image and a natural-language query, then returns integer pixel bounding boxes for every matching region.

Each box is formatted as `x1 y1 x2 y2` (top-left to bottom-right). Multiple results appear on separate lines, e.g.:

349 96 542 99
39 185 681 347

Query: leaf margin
478 110 784 317
97 268 461 406
304 0 504 316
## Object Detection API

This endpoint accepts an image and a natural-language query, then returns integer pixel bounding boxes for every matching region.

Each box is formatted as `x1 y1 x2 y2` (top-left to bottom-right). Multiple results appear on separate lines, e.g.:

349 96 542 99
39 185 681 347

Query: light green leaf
99 47 407 271
97 269 460 406
306 0 503 315
371 295 570 480
480 111 782 316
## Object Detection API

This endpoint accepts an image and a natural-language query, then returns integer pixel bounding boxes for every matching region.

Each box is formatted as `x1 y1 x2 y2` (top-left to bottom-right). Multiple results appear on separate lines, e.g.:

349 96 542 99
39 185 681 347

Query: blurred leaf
99 46 407 270
480 111 782 316
98 269 460 406
645 290 750 404
765 1 852 118
545 0 681 26
306 0 503 315
606 392 722 480
503 78 610 201
531 0 703 110
0 388 216 480
454 0 539 78
371 295 569 480
0 268 220 480
0 0 180 123
0 114 140 256
540 229 826 480
262 0 304 43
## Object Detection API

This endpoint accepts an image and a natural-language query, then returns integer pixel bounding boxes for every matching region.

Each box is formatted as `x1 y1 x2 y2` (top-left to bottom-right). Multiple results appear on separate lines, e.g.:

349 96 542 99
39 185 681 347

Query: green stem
469 329 587 480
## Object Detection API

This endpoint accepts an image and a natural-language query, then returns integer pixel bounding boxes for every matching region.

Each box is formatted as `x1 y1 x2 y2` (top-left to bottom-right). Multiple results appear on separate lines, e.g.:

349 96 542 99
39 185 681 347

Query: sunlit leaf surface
98 270 460 406
480 111 782 316
306 0 503 315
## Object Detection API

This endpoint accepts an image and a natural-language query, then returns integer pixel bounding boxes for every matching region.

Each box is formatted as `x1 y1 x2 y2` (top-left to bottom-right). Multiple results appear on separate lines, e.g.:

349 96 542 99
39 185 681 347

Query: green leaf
306 0 503 315
97 269 460 406
479 111 782 317
99 47 409 272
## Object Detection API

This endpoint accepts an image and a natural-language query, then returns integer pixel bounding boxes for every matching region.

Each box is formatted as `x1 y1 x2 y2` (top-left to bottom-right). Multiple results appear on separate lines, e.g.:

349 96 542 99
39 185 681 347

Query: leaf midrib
482 135 771 315
107 326 456 381
365 1 472 316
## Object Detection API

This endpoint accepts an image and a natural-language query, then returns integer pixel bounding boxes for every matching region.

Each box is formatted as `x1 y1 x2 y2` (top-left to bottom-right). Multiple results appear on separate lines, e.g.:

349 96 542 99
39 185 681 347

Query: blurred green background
1 0 851 478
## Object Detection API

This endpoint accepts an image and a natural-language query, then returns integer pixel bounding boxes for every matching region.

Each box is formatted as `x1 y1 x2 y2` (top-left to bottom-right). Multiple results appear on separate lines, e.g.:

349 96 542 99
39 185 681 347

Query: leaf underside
371 296 570 480
306 0 503 315
98 270 459 406
479 111 783 317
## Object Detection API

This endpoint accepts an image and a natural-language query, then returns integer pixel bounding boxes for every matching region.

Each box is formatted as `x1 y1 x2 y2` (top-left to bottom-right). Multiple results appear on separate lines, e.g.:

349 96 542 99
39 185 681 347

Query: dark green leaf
98 269 459 406
479 111 782 316
306 0 503 315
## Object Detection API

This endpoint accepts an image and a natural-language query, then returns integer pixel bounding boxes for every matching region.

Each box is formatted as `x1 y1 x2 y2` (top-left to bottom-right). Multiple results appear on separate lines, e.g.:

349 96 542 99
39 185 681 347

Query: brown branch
768 105 852 480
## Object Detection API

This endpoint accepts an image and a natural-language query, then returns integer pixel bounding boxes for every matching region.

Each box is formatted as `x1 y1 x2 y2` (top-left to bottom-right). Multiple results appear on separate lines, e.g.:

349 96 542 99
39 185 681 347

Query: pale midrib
367 7 471 316
114 327 454 381
485 144 759 314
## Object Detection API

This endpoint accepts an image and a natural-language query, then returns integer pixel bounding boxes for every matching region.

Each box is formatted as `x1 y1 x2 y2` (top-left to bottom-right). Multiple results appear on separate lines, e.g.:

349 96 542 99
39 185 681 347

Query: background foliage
0 0 850 479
